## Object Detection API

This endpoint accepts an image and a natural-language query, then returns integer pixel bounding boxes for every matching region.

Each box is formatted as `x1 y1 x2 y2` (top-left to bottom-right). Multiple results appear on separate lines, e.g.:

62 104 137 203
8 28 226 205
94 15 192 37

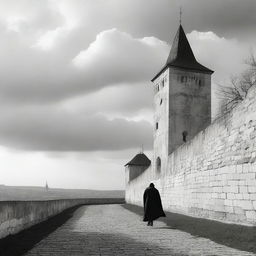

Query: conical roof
125 153 151 167
152 25 213 81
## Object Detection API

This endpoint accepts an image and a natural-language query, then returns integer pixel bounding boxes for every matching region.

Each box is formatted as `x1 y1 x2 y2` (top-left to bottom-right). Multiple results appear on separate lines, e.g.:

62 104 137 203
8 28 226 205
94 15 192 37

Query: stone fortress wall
125 85 256 225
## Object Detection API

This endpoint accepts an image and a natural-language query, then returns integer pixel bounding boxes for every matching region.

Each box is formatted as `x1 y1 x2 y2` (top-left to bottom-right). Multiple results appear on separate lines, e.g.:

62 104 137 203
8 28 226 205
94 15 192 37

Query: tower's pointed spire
152 25 213 81
166 25 196 67
166 25 213 73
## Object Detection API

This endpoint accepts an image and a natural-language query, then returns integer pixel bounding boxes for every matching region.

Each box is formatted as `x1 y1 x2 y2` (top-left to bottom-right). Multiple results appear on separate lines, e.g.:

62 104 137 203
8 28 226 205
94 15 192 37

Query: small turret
125 153 151 183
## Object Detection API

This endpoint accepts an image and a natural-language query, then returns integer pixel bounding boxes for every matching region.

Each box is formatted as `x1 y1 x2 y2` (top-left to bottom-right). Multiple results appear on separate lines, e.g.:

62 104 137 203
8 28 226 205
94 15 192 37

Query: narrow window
181 76 184 83
199 80 201 86
160 99 163 105
156 157 161 173
161 80 165 87
182 131 188 142
156 122 158 130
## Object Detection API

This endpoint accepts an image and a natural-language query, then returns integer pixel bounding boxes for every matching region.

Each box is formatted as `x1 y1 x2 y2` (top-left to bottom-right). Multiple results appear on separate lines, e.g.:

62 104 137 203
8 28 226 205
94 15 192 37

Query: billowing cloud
38 0 256 42
61 83 153 118
188 31 249 82
0 107 152 151
0 1 252 152
0 27 167 104
0 25 251 151
0 0 64 34
73 28 168 83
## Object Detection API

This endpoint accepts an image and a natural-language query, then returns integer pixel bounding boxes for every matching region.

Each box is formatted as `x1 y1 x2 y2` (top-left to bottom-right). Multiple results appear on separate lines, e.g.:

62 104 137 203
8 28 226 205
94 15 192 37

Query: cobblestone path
25 204 255 256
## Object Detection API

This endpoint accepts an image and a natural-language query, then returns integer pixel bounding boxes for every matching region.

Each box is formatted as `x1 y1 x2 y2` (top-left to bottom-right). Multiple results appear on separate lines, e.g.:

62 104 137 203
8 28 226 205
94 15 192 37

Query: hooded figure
143 183 166 226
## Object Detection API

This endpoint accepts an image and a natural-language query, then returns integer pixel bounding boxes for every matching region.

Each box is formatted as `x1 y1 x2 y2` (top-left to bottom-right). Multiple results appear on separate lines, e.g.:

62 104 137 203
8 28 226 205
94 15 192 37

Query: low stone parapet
0 198 124 239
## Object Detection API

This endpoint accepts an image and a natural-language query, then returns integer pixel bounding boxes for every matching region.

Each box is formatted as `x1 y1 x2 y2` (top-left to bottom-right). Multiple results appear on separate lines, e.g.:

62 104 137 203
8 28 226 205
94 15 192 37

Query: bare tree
217 53 256 115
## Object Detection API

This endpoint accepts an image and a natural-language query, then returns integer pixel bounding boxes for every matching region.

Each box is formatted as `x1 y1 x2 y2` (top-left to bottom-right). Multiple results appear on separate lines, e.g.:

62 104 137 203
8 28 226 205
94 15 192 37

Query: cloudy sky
0 0 255 190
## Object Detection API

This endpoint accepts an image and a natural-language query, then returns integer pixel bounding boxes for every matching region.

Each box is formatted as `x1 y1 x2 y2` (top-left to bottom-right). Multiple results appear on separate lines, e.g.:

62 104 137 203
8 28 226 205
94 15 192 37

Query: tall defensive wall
125 85 256 225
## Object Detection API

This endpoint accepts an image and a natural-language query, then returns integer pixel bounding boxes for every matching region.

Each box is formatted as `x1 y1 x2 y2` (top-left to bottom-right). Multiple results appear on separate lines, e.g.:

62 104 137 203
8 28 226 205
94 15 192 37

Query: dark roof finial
179 7 182 25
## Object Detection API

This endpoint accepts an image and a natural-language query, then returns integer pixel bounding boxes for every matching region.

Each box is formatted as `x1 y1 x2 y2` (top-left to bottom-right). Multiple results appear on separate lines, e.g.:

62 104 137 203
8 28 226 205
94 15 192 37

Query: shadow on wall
122 204 256 254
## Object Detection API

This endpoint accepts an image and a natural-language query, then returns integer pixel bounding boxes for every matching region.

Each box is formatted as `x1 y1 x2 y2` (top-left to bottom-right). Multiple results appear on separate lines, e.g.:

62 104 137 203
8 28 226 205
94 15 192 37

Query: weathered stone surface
0 198 124 239
25 204 255 256
126 86 256 225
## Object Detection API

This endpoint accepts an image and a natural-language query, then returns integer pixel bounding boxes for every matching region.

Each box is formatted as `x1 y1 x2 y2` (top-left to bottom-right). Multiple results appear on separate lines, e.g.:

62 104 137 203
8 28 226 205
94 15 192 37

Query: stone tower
151 25 213 174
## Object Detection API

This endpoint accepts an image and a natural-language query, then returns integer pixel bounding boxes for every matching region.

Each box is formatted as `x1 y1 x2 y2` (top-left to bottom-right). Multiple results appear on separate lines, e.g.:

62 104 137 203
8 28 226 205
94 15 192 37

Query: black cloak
143 185 166 221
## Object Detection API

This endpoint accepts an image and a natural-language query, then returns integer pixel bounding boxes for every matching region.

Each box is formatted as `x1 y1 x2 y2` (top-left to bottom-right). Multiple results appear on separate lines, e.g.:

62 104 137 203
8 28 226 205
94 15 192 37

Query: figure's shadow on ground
122 204 256 254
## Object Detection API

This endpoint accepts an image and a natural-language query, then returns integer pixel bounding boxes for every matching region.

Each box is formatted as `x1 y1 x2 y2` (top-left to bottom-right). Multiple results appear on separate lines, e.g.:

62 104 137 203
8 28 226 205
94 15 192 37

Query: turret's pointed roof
124 153 151 167
152 25 213 81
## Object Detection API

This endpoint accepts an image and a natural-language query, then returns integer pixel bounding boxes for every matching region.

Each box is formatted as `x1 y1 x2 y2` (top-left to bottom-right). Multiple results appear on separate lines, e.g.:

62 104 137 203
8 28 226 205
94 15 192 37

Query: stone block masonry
126 85 256 225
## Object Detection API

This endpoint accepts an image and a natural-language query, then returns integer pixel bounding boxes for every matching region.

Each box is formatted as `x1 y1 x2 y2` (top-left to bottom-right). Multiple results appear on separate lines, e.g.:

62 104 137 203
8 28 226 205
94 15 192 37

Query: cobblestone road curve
25 204 255 256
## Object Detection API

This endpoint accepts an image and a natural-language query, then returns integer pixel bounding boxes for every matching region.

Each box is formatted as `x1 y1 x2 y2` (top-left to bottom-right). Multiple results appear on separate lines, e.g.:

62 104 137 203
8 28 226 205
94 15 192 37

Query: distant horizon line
0 184 124 191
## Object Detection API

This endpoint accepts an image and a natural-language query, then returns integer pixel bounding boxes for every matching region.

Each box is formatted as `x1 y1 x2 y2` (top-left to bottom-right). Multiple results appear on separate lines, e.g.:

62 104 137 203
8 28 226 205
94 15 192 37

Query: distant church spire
45 181 49 191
